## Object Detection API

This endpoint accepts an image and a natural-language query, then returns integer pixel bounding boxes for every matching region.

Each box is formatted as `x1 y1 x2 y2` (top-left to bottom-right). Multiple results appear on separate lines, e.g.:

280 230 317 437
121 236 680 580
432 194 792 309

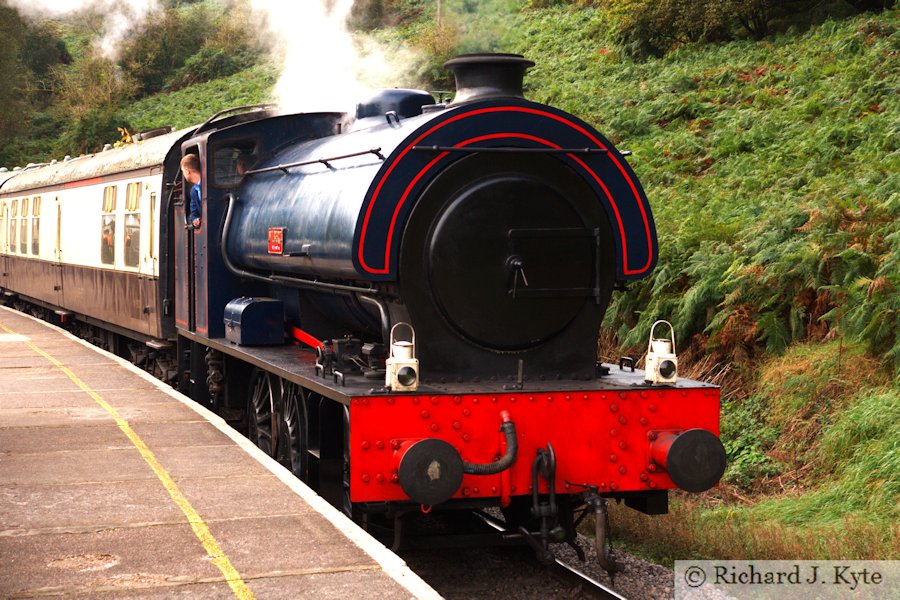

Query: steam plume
249 0 411 113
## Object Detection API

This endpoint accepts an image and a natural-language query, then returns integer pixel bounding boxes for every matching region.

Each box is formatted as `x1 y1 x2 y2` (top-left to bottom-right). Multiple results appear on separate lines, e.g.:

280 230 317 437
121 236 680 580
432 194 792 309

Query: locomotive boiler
221 54 656 383
1 53 726 571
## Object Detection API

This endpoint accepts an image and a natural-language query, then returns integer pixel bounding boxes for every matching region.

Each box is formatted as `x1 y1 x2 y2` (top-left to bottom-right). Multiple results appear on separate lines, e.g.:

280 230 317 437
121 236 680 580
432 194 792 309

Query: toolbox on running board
224 297 284 346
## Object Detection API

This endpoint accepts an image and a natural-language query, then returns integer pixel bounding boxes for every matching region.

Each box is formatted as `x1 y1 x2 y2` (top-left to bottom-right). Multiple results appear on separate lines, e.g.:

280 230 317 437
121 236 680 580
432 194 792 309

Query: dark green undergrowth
610 342 898 562
506 7 899 375
502 6 898 561
120 64 277 132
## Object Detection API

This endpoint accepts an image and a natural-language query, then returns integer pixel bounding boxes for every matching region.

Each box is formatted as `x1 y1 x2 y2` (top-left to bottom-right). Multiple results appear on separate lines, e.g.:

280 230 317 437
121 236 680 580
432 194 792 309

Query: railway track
551 558 628 600
476 509 627 600
394 509 651 599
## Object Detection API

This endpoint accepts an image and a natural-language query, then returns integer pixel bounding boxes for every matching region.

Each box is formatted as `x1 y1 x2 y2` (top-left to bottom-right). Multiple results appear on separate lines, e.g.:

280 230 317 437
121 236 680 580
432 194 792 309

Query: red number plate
268 227 284 254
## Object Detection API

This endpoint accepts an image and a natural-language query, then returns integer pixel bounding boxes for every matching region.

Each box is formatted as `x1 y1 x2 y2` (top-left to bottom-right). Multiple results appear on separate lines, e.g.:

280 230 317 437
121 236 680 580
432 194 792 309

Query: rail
473 511 626 600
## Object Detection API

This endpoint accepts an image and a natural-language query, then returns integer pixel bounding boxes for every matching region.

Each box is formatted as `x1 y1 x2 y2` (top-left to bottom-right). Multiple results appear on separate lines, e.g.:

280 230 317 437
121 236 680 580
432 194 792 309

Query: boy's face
181 166 200 185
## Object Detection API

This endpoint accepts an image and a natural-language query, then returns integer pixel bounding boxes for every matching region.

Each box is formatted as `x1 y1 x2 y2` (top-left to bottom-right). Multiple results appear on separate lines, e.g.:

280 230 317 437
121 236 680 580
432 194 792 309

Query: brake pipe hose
463 410 518 475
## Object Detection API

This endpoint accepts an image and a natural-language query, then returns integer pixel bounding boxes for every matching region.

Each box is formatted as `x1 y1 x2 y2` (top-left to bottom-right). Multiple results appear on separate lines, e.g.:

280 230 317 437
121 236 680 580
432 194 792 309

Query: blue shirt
189 181 202 225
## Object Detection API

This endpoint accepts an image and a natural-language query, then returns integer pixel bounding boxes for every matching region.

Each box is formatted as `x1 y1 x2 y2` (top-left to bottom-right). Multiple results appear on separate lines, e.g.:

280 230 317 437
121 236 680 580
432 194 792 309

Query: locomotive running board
177 328 717 406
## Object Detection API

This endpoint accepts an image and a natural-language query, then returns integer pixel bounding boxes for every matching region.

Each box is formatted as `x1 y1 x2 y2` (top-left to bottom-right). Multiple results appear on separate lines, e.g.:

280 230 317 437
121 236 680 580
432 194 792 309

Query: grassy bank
120 64 277 132
611 341 898 563
503 6 898 562
509 6 898 369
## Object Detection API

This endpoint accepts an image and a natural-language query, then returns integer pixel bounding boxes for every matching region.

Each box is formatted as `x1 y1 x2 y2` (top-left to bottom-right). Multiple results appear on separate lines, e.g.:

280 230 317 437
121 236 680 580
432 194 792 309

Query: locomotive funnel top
444 53 535 104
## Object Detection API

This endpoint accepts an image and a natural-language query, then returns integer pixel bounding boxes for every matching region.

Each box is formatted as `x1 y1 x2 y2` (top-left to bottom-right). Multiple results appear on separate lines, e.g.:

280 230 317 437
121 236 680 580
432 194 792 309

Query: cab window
212 143 257 187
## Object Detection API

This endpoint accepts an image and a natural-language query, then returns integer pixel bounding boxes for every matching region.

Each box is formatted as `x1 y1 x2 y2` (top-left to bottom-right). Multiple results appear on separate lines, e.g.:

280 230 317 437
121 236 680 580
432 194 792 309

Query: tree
845 0 895 11
606 0 828 57
21 21 71 108
719 0 822 40
51 52 134 153
0 6 30 157
118 4 212 95
606 0 732 57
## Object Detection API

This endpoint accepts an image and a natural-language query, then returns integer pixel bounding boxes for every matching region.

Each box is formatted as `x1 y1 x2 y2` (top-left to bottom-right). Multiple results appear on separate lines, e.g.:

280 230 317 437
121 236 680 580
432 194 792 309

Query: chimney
444 53 535 104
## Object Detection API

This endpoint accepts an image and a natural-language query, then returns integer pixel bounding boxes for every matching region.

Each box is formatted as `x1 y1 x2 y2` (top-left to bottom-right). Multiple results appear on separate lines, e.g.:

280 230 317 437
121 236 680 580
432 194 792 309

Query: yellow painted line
0 323 255 600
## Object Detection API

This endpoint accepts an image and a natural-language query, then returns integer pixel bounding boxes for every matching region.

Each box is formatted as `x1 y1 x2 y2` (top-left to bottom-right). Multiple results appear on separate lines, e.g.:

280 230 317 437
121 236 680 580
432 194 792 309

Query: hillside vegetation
2 0 897 562
500 6 898 560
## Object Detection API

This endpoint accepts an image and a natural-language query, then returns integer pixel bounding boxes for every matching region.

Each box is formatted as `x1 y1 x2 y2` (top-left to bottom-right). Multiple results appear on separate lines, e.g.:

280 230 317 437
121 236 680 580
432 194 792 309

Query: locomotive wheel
276 382 309 482
247 369 278 457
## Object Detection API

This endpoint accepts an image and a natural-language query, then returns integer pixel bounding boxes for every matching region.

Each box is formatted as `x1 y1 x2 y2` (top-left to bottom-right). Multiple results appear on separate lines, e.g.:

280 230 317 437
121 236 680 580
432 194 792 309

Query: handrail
412 145 608 155
244 148 385 176
192 104 276 136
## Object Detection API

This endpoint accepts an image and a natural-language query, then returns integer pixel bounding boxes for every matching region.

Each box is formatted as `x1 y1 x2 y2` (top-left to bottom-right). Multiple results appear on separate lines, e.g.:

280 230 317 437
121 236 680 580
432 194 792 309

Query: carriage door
174 146 206 334
0 203 7 290
52 197 64 307
174 165 195 332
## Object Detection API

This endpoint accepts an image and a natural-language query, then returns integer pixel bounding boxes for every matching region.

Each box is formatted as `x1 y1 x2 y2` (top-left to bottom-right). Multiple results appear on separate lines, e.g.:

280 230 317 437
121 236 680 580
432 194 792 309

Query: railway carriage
0 130 184 345
0 54 726 570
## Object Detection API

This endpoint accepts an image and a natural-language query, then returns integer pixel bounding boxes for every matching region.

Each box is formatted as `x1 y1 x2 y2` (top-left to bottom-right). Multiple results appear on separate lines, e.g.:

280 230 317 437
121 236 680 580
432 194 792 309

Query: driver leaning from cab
180 154 202 229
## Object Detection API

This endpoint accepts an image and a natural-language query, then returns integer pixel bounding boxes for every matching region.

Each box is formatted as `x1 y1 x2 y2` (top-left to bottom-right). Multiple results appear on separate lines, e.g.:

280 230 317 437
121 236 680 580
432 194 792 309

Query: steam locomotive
0 54 725 568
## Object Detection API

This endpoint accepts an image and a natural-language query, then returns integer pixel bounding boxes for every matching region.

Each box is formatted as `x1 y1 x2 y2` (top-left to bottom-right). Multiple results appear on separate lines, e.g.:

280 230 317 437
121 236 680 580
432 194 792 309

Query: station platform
0 306 439 599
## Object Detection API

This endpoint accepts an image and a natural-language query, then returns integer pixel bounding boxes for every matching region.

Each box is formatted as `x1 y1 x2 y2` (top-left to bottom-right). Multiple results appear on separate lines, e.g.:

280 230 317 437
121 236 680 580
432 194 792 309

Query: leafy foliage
21 21 72 98
118 4 215 95
602 0 734 57
47 52 136 152
354 0 530 89
720 393 781 488
501 7 899 374
0 0 267 162
602 0 894 58
0 5 29 148
167 46 259 90
120 64 277 131
0 6 73 164
350 0 428 29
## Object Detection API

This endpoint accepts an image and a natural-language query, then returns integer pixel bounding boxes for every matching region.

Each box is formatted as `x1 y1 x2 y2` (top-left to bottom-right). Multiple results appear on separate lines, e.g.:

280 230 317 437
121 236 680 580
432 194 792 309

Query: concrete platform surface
0 307 440 599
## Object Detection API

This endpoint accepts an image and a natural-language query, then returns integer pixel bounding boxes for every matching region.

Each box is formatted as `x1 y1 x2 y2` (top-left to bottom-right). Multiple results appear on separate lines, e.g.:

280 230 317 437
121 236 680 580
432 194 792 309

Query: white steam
5 0 159 59
249 0 410 113
9 0 417 112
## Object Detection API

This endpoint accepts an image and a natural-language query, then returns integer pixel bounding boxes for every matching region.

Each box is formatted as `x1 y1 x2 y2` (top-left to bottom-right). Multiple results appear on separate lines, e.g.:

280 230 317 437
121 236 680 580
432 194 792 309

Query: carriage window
124 183 140 267
149 192 157 260
19 198 28 254
213 144 257 187
101 186 116 265
9 200 17 253
31 197 40 255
